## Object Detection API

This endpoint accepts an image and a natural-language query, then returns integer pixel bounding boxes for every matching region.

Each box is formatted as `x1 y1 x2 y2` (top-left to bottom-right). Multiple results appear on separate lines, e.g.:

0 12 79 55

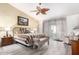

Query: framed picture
17 16 29 26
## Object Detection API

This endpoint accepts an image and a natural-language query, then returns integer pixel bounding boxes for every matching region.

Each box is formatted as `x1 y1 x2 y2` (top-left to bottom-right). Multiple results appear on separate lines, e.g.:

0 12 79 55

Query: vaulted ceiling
9 3 79 21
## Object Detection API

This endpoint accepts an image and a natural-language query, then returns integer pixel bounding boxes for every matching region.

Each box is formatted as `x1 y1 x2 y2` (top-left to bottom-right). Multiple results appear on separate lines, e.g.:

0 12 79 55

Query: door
48 24 57 39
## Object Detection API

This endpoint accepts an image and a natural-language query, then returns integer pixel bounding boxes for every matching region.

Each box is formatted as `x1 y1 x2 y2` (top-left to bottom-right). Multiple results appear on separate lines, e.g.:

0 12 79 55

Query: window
51 25 56 34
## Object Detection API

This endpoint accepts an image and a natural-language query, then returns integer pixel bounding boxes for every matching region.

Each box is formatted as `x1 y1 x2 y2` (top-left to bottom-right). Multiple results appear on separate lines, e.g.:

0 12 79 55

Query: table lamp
5 27 10 37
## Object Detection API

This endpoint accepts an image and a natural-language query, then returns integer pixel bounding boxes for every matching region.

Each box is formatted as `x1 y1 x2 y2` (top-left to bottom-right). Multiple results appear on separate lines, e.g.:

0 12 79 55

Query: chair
32 34 49 49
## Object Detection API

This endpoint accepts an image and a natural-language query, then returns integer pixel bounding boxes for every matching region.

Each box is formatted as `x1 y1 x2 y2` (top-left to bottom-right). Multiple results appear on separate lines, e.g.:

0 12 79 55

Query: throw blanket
17 33 49 47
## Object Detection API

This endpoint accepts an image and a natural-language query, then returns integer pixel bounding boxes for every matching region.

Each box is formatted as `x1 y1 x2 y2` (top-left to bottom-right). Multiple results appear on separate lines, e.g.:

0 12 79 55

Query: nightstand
71 40 79 55
1 37 14 47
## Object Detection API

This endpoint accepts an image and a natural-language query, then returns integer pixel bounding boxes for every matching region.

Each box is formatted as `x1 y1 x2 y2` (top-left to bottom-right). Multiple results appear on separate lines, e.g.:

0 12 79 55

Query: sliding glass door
43 18 67 40
49 25 57 39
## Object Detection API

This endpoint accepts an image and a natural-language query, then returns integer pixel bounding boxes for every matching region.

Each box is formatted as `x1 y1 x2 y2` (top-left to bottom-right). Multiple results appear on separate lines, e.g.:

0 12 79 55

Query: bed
13 27 49 49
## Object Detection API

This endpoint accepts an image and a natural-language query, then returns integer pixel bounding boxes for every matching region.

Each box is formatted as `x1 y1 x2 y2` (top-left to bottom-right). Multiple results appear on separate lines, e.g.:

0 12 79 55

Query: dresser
1 36 14 47
71 40 79 55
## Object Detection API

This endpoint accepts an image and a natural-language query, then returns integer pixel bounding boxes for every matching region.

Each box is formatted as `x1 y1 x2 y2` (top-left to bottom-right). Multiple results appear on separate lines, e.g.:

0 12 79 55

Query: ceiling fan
31 3 50 15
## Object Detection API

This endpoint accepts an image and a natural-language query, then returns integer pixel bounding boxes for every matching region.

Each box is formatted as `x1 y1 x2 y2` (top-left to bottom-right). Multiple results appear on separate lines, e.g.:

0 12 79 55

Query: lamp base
6 31 8 37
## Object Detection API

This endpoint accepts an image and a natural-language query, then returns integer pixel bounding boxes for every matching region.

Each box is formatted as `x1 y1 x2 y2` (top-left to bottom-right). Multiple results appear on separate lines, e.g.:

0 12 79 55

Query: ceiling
9 3 79 21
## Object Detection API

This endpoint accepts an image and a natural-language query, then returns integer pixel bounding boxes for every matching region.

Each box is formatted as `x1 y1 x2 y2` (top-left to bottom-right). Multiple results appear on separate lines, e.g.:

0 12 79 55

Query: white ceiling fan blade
30 10 38 12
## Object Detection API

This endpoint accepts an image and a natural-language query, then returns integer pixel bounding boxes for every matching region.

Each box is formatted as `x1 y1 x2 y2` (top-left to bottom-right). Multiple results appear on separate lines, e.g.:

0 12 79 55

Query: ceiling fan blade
30 10 38 12
41 12 46 14
36 12 40 15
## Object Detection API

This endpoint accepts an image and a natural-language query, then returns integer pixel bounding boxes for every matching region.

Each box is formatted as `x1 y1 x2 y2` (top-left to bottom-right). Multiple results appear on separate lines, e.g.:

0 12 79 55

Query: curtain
43 18 67 40
56 19 67 40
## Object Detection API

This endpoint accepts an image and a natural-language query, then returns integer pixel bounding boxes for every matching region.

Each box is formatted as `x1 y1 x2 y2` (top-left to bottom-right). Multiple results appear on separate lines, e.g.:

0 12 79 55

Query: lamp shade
4 26 11 37
5 27 10 31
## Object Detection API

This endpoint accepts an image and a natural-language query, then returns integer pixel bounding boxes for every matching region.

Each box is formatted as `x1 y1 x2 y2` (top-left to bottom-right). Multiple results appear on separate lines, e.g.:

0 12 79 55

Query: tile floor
0 39 71 55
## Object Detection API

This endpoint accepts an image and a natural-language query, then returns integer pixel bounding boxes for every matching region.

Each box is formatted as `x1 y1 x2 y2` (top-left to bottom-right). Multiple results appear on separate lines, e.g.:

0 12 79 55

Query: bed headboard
13 27 31 36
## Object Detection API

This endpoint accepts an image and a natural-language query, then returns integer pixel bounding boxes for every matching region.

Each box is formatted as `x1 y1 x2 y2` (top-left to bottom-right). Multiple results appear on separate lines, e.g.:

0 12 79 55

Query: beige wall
0 3 39 30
